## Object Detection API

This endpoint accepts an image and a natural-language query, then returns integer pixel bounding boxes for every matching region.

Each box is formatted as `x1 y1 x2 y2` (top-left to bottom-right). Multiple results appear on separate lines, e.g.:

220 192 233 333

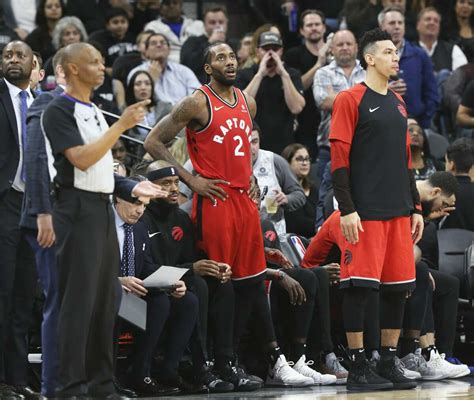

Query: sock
349 348 366 365
268 346 283 368
380 346 398 360
422 345 436 361
290 342 306 362
400 337 420 357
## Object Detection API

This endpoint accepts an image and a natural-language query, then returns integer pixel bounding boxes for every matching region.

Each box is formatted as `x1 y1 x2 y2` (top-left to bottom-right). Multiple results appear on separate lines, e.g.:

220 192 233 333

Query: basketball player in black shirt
329 29 424 391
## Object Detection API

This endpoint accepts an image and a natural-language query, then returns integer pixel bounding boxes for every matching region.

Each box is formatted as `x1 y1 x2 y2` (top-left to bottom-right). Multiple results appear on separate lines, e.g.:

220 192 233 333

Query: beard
4 69 30 84
210 67 235 86
421 199 435 218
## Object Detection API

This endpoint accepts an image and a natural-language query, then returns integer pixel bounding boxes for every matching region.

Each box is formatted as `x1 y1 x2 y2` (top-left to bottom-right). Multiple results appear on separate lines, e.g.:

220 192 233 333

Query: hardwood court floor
143 376 474 399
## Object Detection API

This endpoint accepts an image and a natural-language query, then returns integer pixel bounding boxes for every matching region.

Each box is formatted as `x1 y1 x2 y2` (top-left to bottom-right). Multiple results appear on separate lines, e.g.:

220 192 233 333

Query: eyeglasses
294 156 310 164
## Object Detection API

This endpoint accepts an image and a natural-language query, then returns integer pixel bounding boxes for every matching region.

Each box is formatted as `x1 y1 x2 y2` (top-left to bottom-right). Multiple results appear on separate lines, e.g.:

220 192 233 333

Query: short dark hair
145 33 170 49
358 28 393 69
203 40 227 64
33 51 43 69
105 7 129 23
299 9 325 29
203 5 228 19
446 138 474 173
427 171 459 197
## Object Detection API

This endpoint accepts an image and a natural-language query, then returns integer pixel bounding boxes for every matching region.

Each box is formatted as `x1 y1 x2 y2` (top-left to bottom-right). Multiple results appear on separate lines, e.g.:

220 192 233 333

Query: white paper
142 266 188 288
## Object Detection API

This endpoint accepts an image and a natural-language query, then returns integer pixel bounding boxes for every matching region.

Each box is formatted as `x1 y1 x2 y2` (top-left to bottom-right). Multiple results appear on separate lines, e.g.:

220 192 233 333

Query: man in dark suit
0 40 38 399
113 188 198 397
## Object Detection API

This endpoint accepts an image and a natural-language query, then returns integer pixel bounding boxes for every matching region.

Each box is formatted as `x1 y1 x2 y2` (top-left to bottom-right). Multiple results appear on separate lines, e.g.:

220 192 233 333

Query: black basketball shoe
347 359 394 391
377 356 418 390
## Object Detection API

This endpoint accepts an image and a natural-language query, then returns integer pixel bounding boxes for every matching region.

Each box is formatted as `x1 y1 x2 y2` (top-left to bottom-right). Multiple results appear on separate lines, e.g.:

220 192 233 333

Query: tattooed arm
144 91 229 202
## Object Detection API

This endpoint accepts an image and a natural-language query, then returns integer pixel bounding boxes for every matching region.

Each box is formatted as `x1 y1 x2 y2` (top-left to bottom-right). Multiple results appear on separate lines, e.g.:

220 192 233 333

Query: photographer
235 31 305 155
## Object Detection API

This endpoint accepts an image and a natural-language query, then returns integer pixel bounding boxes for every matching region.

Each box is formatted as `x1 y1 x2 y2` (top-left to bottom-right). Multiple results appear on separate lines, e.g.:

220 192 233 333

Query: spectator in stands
41 16 87 86
442 63 474 133
417 7 468 72
26 0 64 62
124 70 172 161
30 52 45 93
236 31 305 154
181 5 228 84
282 143 319 238
339 0 380 40
2 0 37 40
312 29 365 178
456 79 474 136
381 0 418 41
89 7 136 73
128 33 200 105
65 0 132 34
444 0 474 63
242 23 281 69
379 6 439 129
285 9 329 159
237 33 253 67
145 0 205 63
0 4 19 51
250 124 306 236
129 0 160 36
112 30 153 110
408 118 440 180
443 138 474 230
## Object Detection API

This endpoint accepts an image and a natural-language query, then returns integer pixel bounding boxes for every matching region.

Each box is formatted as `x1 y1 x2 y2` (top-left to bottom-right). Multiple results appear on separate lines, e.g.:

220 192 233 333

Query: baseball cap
258 31 283 48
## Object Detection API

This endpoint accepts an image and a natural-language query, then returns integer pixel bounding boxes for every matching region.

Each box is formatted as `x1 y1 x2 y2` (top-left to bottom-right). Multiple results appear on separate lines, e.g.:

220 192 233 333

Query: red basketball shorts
192 188 266 280
339 216 416 290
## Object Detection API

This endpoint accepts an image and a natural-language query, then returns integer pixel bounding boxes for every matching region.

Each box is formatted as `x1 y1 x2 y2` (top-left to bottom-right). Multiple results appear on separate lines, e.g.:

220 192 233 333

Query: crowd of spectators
0 0 473 398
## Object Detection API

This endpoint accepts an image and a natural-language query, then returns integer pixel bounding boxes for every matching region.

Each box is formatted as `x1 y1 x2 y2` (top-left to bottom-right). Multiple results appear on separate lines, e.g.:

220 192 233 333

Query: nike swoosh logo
148 232 161 238
369 107 380 113
214 106 224 111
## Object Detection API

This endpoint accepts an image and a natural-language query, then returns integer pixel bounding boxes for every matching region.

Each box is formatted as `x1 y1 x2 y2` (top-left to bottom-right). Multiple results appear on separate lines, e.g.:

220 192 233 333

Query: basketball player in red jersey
144 42 313 388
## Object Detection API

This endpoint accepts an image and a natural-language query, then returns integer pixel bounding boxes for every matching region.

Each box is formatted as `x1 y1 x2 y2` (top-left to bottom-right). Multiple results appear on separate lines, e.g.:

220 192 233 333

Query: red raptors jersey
186 84 253 190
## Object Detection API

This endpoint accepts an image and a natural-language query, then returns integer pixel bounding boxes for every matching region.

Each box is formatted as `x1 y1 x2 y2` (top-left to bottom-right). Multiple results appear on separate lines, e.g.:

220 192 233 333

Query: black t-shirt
284 44 321 152
89 29 137 68
330 83 414 220
442 175 474 231
235 64 304 154
285 183 319 238
461 80 474 108
43 94 114 193
111 52 143 86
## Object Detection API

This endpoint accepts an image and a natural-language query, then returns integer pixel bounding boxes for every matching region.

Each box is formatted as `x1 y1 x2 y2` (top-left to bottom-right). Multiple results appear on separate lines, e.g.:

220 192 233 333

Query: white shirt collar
4 78 33 99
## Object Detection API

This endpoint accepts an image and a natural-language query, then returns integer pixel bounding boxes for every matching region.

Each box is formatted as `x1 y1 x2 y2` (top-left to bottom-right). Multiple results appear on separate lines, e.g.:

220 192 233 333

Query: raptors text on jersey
186 84 253 190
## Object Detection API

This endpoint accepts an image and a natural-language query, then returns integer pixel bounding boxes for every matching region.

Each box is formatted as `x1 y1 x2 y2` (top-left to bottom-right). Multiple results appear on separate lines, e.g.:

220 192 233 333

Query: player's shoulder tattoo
171 91 206 124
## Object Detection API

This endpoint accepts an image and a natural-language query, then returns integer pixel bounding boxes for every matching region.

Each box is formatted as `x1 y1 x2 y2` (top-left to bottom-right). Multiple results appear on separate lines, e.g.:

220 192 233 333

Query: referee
42 42 149 398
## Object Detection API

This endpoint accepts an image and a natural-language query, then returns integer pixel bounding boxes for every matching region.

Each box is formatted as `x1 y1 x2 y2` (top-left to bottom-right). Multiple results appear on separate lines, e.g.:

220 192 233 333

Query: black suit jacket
0 78 21 195
130 220 156 280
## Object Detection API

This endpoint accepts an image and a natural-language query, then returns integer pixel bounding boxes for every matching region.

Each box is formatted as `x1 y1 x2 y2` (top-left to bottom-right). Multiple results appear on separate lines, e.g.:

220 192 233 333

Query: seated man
113 184 198 397
442 138 474 231
141 161 257 392
251 122 306 236
127 32 200 105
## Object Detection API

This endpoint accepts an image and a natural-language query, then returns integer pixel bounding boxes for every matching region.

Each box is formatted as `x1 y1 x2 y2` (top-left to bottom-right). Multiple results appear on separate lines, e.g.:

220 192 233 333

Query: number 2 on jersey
233 135 245 157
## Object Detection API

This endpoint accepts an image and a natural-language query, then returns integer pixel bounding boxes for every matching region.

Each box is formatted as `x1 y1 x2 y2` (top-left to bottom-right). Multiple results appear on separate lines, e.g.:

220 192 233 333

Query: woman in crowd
282 143 319 239
445 0 474 62
41 16 88 89
26 0 64 61
124 70 173 161
408 118 440 180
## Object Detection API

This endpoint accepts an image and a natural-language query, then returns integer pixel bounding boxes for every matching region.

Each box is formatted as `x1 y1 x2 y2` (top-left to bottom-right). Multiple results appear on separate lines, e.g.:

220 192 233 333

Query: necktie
121 223 135 277
19 90 28 181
